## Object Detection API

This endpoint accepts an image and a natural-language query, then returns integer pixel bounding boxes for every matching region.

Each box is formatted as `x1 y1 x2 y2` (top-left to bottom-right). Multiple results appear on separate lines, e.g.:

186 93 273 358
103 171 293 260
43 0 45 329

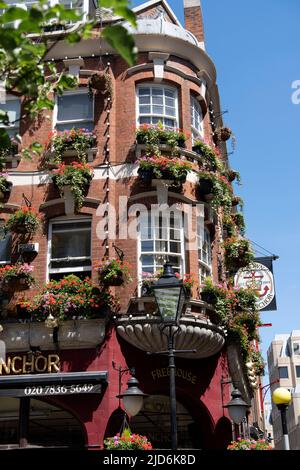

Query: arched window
190 95 204 142
136 84 178 128
198 227 212 283
138 210 184 281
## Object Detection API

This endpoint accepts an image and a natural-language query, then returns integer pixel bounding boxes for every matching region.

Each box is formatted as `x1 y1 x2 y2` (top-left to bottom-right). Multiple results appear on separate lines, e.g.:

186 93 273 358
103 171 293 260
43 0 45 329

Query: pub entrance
0 397 85 449
131 395 202 449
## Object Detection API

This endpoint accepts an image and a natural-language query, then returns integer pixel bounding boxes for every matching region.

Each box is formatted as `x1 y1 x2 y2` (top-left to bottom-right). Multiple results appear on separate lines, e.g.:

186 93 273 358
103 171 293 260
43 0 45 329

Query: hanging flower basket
88 72 113 97
198 177 214 196
137 167 154 184
223 237 254 270
96 259 132 287
0 177 12 201
213 127 232 143
52 161 94 210
3 206 40 235
104 429 153 450
0 264 35 291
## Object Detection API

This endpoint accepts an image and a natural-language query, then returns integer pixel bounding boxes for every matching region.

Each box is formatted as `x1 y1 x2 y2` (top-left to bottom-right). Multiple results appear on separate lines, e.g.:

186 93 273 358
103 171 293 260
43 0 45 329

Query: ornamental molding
116 315 225 359
0 319 106 353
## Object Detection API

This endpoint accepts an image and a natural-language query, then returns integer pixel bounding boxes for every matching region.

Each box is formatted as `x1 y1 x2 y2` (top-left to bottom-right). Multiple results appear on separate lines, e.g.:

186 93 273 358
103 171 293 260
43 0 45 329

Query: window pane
51 222 91 260
152 88 163 96
165 89 175 98
152 96 163 105
165 106 175 116
296 366 300 378
0 99 20 128
140 116 151 124
141 255 154 265
278 367 289 379
141 241 154 252
165 97 174 107
170 242 181 253
153 105 164 115
57 94 93 123
139 105 151 114
139 96 150 104
293 343 300 355
155 241 168 252
0 228 11 262
164 118 175 128
139 88 150 95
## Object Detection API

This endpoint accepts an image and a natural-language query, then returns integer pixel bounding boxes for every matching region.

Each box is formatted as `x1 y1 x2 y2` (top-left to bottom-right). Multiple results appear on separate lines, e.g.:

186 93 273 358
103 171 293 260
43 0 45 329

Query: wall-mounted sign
151 367 197 384
0 354 60 375
234 257 277 311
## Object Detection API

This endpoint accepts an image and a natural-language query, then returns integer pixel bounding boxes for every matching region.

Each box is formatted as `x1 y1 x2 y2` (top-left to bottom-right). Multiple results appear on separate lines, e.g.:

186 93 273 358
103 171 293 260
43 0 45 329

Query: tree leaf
102 24 137 66
113 6 136 27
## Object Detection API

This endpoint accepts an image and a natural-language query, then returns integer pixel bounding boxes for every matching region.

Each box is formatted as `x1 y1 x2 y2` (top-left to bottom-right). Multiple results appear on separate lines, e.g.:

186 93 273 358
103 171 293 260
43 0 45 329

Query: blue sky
132 1 300 375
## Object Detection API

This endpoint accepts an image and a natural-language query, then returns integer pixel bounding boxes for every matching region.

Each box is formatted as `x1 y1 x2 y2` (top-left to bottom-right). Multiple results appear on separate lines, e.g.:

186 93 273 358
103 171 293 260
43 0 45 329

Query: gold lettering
22 355 34 374
35 356 47 373
191 375 197 385
0 357 11 374
177 369 182 378
48 354 60 373
11 356 22 374
161 368 167 377
156 369 162 379
151 370 157 381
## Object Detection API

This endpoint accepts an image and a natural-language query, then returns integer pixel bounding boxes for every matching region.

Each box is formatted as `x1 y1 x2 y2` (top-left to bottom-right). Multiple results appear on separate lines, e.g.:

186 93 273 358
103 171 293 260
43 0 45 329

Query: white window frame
47 216 92 280
198 227 212 284
0 223 11 265
136 83 179 129
53 88 94 131
0 95 21 136
137 210 185 295
190 95 204 143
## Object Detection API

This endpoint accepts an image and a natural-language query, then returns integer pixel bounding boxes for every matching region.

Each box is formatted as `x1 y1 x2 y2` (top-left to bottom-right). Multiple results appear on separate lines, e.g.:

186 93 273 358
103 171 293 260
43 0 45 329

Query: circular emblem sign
234 262 275 310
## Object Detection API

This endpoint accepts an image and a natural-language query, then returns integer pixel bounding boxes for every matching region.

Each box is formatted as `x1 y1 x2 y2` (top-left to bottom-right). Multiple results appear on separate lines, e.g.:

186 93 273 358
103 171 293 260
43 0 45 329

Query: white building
267 331 300 449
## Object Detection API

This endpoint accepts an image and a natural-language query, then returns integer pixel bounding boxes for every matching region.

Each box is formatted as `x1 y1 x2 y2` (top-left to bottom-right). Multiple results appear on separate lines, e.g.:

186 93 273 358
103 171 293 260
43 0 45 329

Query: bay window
137 84 178 128
48 218 91 280
190 95 204 142
139 210 184 279
55 89 94 132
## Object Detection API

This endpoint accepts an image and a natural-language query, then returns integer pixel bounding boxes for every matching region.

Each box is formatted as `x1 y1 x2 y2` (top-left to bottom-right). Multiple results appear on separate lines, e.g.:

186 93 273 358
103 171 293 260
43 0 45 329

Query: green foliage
193 139 225 172
43 128 97 166
136 123 188 156
52 162 94 209
104 428 153 450
223 237 254 271
228 439 273 451
0 263 35 287
198 172 233 214
0 0 137 153
138 155 193 186
3 206 40 235
28 275 116 322
96 258 132 285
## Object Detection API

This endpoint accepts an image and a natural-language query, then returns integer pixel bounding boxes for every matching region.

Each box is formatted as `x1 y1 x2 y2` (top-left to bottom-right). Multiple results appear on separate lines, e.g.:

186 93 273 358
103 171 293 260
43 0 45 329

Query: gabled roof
132 0 182 27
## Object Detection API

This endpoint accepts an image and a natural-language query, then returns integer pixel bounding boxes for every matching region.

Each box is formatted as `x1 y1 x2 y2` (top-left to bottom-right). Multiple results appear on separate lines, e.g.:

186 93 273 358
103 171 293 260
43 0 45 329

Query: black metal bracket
112 243 124 261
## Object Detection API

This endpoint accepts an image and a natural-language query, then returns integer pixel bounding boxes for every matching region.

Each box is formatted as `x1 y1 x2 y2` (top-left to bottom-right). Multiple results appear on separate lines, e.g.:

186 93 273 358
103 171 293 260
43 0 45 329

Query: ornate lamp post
272 387 292 450
225 388 249 439
151 263 193 450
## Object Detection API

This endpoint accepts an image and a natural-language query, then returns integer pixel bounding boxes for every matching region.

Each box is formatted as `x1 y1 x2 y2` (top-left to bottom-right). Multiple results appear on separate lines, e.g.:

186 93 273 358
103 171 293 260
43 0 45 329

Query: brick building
0 0 261 449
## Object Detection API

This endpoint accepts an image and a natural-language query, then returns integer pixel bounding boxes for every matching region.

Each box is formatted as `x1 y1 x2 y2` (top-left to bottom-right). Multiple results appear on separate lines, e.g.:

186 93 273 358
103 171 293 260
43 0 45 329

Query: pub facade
0 0 263 449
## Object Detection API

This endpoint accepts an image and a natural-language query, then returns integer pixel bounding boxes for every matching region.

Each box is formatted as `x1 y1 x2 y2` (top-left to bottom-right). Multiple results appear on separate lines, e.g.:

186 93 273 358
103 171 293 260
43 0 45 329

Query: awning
0 371 108 397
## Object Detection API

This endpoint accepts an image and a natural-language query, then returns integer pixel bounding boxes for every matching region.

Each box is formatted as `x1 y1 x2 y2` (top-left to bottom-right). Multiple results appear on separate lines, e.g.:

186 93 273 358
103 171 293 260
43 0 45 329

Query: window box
198 178 214 196
138 156 192 186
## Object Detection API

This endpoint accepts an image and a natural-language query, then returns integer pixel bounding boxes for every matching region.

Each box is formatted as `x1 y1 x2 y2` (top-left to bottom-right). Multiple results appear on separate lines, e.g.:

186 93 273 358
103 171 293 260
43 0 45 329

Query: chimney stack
183 0 205 45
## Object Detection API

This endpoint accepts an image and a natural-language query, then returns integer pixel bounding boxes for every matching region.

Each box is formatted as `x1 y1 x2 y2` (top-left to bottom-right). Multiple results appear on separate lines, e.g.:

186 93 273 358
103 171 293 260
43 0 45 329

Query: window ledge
135 143 206 165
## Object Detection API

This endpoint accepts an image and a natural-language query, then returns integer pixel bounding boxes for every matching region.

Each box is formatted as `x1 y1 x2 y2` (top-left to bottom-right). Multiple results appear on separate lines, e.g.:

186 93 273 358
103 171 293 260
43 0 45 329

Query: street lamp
272 387 292 450
117 376 148 416
151 263 188 451
225 388 249 439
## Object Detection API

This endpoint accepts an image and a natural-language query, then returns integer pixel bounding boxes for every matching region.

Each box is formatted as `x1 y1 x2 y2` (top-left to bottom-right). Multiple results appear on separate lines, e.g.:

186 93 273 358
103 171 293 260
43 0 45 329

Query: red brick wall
184 3 205 44
1 52 222 313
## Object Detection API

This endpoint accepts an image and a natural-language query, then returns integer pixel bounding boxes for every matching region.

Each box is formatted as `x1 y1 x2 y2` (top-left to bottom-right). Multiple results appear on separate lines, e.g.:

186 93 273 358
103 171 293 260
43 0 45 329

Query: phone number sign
0 383 102 397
